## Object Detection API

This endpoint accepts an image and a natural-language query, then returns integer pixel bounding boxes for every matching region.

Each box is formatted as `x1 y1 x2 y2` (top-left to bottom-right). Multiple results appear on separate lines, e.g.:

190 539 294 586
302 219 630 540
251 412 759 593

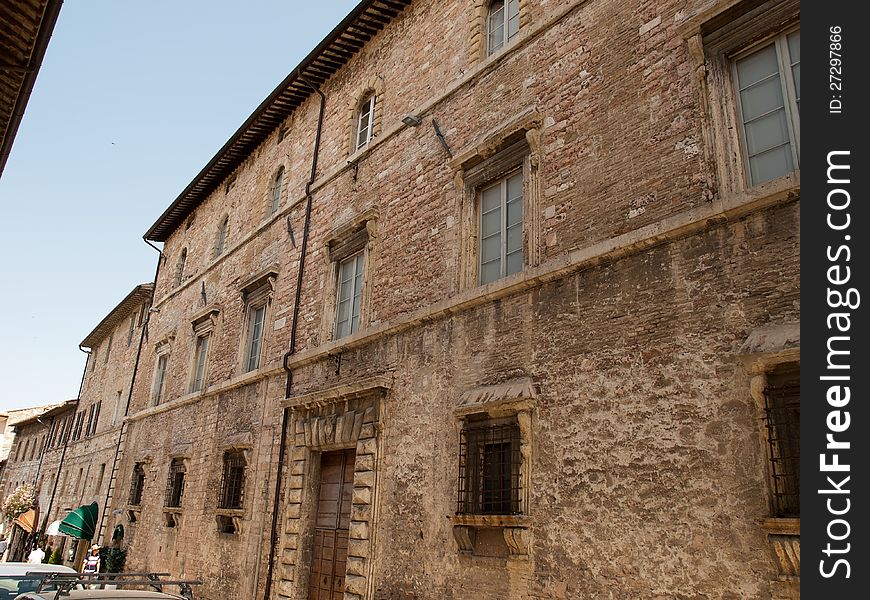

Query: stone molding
132 181 799 425
762 518 800 579
275 381 388 600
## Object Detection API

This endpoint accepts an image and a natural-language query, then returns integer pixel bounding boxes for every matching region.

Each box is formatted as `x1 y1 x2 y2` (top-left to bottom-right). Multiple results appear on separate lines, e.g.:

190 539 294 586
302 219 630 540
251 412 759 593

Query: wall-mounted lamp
402 114 423 127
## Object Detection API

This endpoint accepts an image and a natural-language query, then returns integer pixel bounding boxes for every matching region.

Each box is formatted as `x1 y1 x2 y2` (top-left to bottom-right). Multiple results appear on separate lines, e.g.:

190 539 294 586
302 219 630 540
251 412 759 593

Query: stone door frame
274 375 390 600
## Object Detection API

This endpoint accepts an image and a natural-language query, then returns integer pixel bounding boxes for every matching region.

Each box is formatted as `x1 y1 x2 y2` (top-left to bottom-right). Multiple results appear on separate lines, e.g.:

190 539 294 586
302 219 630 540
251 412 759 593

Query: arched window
355 93 376 150
270 167 284 215
174 248 187 287
215 216 229 258
487 0 520 56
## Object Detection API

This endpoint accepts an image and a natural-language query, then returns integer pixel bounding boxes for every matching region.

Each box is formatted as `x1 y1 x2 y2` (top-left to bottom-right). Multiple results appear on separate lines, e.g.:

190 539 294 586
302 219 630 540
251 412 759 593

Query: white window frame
356 94 375 150
244 303 267 373
479 169 524 285
174 248 187 287
486 0 520 56
731 27 800 187
190 333 211 392
152 352 169 405
270 167 284 215
214 216 229 258
335 252 365 340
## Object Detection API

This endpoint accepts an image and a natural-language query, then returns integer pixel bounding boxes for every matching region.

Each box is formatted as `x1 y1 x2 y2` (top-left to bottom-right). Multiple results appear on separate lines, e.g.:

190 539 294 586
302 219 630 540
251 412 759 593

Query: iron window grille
129 463 145 506
219 451 247 509
762 371 800 517
165 458 186 508
457 418 522 515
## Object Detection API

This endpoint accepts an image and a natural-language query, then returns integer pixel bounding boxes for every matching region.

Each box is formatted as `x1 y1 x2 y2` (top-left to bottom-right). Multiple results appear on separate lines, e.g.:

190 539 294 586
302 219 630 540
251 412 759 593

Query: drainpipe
95 239 162 543
263 76 325 600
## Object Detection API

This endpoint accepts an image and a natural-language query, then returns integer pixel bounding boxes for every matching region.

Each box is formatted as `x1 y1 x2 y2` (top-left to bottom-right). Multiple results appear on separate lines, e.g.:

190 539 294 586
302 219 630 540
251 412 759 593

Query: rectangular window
72 411 85 441
153 354 169 405
457 418 522 515
112 391 122 426
127 315 136 346
762 365 800 517
191 334 210 392
245 304 266 372
479 170 523 285
104 334 113 364
219 450 247 509
129 463 146 506
95 463 106 491
165 458 186 508
733 28 800 186
335 253 365 339
356 95 375 150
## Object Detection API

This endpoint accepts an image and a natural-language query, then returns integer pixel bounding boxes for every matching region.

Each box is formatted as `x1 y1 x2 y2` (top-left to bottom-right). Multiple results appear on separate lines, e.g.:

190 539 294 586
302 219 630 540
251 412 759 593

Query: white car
6 571 198 600
0 563 77 599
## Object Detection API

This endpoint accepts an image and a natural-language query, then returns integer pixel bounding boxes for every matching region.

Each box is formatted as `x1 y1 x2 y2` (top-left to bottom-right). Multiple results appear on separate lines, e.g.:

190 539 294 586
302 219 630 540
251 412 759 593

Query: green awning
58 502 99 540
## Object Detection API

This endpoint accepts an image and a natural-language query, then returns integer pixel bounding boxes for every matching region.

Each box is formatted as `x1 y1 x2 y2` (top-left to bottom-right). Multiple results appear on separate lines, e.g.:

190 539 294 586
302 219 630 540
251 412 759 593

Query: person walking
82 545 100 574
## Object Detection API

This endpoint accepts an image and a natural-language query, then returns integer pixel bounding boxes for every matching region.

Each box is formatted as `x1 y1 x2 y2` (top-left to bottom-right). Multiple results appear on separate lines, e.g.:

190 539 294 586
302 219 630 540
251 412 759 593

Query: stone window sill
451 515 531 557
450 514 530 528
761 517 800 580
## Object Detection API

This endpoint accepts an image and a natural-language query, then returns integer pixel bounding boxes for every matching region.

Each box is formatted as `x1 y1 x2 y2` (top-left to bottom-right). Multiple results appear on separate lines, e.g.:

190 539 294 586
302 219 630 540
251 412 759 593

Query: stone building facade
83 0 799 599
0 285 153 563
34 284 156 563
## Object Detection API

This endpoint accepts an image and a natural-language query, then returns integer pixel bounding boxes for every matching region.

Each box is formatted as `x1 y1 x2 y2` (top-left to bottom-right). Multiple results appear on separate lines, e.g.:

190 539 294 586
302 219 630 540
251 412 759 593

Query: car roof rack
26 571 203 600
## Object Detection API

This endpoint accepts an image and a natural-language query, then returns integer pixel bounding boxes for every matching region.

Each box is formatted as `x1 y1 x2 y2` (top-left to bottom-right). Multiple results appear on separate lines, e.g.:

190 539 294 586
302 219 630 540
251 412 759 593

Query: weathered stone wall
108 0 801 599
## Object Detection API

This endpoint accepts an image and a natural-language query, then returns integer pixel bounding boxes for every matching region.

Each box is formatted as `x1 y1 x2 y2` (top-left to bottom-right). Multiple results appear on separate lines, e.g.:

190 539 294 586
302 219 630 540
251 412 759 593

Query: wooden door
308 448 355 600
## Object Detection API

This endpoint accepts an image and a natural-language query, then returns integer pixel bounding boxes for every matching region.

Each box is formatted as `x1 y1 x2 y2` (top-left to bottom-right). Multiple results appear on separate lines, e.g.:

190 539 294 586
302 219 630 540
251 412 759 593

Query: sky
0 0 358 413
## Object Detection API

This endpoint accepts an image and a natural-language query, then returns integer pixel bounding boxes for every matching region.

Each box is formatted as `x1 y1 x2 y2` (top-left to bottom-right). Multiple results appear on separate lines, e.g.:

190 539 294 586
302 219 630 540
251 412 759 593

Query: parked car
0 563 77 599
9 572 199 600
14 591 187 600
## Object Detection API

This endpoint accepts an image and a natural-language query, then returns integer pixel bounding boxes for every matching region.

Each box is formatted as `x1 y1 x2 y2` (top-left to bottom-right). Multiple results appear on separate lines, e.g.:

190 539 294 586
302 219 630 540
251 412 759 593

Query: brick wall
101 0 802 598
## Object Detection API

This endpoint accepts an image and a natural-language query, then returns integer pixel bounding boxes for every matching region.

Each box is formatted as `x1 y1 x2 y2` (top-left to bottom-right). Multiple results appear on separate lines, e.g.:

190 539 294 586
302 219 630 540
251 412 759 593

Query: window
239 272 275 373
112 391 122 426
270 167 284 215
90 349 97 371
762 364 799 517
72 411 85 441
733 29 800 186
215 216 229 258
85 405 95 437
487 0 520 56
129 463 146 506
127 315 135 346
356 93 375 150
335 253 365 339
457 417 522 515
89 401 101 436
104 334 112 364
152 353 169 405
165 458 186 508
174 248 187 287
190 333 210 393
244 304 266 372
479 170 523 284
95 463 106 491
219 450 246 510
